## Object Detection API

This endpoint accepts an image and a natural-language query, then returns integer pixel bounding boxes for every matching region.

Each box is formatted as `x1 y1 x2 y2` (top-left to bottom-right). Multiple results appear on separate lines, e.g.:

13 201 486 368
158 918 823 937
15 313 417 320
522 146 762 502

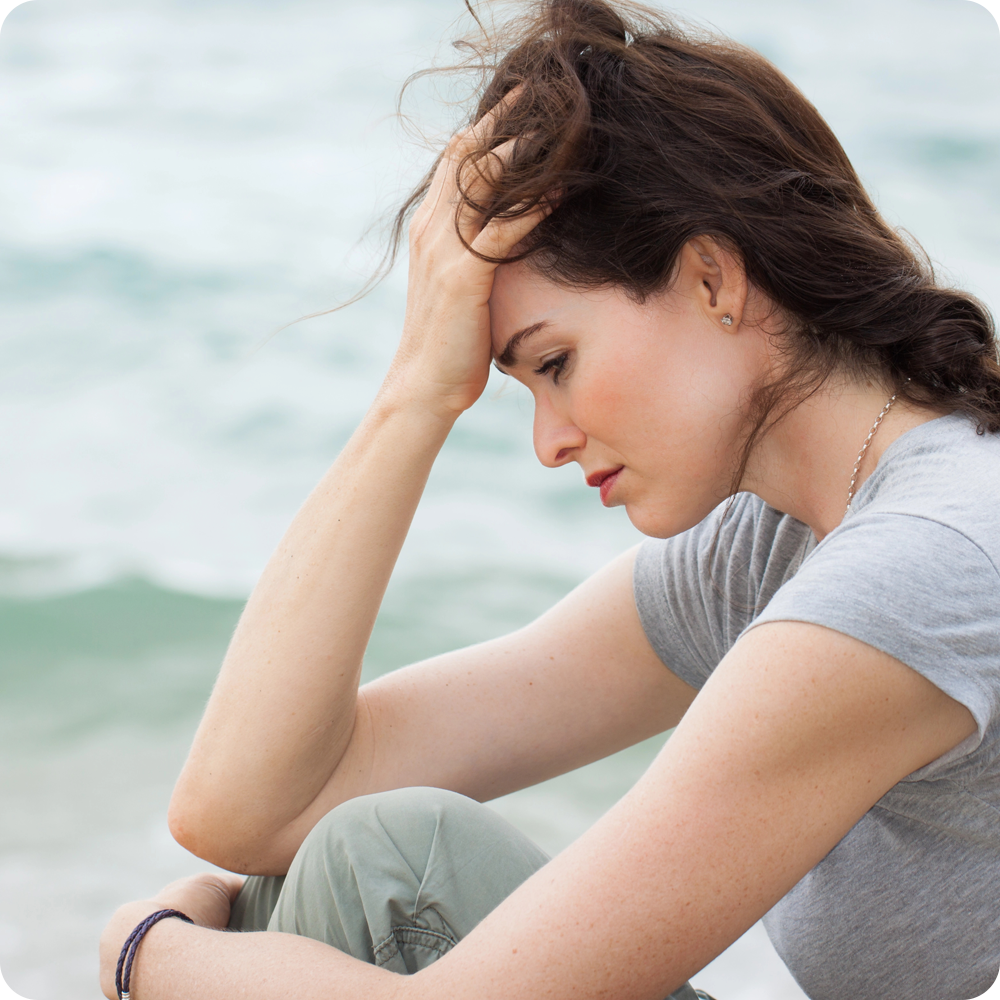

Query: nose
532 392 586 468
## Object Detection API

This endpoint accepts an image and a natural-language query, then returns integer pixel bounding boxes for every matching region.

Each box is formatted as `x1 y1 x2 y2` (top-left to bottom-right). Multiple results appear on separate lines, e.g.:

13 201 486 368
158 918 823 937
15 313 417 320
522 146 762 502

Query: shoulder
761 509 1000 635
856 412 1000 565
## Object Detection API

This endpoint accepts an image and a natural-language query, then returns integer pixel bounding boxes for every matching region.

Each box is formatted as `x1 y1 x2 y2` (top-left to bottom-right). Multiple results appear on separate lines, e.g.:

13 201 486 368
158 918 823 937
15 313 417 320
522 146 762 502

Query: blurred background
0 0 996 996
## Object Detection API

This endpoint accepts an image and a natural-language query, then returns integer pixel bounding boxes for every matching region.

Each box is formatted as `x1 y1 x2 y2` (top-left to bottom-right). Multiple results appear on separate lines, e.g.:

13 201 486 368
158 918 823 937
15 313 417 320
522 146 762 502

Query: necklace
844 390 901 516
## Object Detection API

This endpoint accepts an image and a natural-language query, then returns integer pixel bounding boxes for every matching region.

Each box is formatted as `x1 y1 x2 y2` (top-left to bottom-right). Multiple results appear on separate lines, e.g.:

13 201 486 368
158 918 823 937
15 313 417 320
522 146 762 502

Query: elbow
167 784 292 876
167 782 250 873
167 786 228 866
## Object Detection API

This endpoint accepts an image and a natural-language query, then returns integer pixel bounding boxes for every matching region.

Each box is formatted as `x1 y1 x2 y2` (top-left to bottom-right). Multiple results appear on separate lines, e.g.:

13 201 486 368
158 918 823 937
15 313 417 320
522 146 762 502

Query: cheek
584 332 747 503
565 356 654 456
572 371 627 430
573 344 691 453
631 332 748 445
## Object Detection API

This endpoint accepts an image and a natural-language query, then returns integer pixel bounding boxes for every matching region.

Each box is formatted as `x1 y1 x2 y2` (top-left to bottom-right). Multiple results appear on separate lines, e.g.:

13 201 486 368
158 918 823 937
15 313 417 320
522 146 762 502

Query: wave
0 576 243 745
0 564 575 746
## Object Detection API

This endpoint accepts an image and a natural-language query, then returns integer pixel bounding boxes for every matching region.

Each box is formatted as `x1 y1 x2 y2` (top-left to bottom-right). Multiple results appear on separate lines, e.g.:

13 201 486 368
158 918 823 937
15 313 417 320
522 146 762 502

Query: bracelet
115 908 194 1000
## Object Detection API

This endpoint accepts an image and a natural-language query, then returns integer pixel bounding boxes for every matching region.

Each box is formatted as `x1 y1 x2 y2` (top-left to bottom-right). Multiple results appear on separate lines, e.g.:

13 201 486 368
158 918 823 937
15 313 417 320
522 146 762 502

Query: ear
680 237 749 330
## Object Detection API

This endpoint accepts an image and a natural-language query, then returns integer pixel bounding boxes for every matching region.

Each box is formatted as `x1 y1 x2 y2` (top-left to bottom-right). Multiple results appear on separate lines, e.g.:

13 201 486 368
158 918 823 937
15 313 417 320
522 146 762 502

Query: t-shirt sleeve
632 527 726 691
633 494 814 690
747 512 1000 780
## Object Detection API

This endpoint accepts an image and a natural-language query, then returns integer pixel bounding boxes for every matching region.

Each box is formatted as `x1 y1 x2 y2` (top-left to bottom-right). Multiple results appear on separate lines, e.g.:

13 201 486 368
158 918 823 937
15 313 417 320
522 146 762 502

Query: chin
625 498 714 540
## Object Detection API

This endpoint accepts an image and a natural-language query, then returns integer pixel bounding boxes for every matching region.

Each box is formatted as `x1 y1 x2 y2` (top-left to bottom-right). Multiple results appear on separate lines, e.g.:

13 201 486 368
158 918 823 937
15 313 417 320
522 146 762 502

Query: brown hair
392 0 1000 487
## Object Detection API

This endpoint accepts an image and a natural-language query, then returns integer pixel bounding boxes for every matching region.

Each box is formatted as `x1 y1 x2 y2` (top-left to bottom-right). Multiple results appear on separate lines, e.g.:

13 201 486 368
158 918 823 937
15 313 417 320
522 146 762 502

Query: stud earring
721 314 733 327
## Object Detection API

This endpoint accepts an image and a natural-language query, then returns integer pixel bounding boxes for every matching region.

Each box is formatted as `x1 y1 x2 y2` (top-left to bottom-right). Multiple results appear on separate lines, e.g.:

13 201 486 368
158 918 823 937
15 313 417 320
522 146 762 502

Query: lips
587 466 624 506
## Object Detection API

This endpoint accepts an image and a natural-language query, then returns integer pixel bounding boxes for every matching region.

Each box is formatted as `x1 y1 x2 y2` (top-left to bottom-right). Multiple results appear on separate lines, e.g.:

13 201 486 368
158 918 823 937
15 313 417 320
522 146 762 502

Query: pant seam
373 924 457 968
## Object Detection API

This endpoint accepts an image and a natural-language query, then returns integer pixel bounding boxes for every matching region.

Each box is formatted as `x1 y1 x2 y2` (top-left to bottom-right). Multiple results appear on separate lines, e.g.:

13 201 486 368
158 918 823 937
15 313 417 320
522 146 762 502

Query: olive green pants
229 786 710 1000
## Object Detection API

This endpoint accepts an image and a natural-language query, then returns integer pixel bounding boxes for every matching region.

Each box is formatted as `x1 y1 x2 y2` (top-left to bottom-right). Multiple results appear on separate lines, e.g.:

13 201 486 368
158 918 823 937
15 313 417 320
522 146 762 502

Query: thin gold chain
845 391 900 515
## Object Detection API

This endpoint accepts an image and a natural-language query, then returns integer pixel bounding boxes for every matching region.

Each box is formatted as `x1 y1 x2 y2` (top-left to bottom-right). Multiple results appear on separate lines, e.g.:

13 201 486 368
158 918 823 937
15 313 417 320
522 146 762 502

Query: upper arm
406 620 977 1000
272 546 696 860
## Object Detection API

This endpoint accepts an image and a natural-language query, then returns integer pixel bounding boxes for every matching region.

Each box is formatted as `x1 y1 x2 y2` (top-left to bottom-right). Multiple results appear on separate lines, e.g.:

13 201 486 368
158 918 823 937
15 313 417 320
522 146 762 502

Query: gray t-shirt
633 412 1000 1000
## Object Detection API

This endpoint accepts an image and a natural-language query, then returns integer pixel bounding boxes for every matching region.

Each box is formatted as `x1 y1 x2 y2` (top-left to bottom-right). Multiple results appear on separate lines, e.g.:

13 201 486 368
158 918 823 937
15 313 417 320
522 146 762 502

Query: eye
533 352 570 384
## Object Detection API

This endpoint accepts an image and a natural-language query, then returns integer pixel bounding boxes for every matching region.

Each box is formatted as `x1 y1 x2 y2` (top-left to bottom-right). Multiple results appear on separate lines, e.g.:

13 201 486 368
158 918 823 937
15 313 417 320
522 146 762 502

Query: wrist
109 899 163 942
371 375 468 430
377 356 487 424
100 901 162 999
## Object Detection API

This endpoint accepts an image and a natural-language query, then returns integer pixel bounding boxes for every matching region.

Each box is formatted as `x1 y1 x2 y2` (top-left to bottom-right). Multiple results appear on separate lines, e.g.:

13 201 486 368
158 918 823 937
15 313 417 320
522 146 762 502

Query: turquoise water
0 1 997 997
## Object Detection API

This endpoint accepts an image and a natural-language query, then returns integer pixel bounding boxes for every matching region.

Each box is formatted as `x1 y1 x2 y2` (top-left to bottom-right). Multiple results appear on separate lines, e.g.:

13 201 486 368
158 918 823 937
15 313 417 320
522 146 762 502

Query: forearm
101 902 407 1000
171 392 456 871
169 102 551 872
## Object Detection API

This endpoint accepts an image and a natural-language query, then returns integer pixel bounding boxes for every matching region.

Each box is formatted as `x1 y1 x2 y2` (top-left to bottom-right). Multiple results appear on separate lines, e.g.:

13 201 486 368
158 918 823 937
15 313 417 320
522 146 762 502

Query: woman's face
489 258 770 538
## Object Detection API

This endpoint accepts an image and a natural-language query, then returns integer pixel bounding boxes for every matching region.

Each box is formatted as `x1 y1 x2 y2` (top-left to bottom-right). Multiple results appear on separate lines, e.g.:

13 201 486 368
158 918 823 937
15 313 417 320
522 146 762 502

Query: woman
99 1 1000 998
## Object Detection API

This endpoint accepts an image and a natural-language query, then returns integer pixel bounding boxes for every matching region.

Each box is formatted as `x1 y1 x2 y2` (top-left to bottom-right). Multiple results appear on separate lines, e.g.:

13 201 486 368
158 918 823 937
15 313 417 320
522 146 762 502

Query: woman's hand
385 97 552 418
150 871 246 928
99 873 244 999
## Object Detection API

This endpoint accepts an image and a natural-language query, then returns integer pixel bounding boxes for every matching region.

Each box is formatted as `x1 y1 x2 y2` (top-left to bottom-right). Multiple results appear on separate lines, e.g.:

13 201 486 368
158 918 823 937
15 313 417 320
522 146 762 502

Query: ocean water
0 1 996 997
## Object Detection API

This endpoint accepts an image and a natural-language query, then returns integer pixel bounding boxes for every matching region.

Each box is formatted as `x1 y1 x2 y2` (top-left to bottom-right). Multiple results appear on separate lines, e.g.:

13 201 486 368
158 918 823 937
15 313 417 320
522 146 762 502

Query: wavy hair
390 0 1000 488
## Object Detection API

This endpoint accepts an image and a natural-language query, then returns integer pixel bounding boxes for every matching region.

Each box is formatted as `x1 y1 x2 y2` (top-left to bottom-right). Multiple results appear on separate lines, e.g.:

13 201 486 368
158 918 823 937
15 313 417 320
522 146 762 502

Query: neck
743 378 945 541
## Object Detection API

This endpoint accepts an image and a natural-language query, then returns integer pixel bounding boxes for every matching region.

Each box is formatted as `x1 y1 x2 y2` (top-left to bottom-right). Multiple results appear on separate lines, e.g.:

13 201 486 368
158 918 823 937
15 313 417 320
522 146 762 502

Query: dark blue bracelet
115 908 194 1000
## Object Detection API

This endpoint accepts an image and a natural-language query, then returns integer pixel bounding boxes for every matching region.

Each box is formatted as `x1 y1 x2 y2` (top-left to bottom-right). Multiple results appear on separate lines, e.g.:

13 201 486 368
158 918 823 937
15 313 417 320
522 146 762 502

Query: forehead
489 263 622 354
489 262 564 328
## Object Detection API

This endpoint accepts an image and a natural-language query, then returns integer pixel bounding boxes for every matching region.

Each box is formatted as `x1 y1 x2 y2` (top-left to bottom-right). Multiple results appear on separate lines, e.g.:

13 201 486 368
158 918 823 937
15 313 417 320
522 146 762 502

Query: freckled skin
104 105 973 1000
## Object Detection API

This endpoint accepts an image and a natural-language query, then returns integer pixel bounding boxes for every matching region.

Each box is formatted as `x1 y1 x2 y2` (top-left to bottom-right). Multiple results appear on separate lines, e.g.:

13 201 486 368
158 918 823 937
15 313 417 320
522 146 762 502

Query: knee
299 786 548 889
330 785 474 825
275 786 548 951
270 790 465 944
300 786 478 868
277 787 479 935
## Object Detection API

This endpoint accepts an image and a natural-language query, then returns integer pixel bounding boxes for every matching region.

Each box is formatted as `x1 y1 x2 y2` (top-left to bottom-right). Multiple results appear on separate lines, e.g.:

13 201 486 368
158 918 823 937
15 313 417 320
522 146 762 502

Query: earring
721 314 733 327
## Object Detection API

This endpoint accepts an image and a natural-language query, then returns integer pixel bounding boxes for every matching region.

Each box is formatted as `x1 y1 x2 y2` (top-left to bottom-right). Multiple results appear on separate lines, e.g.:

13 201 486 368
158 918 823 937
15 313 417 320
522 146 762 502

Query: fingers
454 136 522 241
470 195 555 260
417 133 551 262
412 87 526 242
451 83 524 162
220 873 247 900
192 871 246 901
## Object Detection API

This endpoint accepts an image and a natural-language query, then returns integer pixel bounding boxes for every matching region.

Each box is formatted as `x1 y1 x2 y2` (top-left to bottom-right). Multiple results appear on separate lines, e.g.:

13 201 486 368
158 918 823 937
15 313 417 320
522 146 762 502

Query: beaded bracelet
115 908 194 1000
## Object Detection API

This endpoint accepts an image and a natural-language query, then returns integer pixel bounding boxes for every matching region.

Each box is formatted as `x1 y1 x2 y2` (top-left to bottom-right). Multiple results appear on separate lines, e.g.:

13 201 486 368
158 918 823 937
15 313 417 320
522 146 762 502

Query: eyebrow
494 321 549 371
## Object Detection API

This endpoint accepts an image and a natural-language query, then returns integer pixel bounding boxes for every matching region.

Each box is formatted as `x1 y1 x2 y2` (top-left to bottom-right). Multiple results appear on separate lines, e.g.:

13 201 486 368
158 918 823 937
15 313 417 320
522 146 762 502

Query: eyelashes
533 352 570 384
